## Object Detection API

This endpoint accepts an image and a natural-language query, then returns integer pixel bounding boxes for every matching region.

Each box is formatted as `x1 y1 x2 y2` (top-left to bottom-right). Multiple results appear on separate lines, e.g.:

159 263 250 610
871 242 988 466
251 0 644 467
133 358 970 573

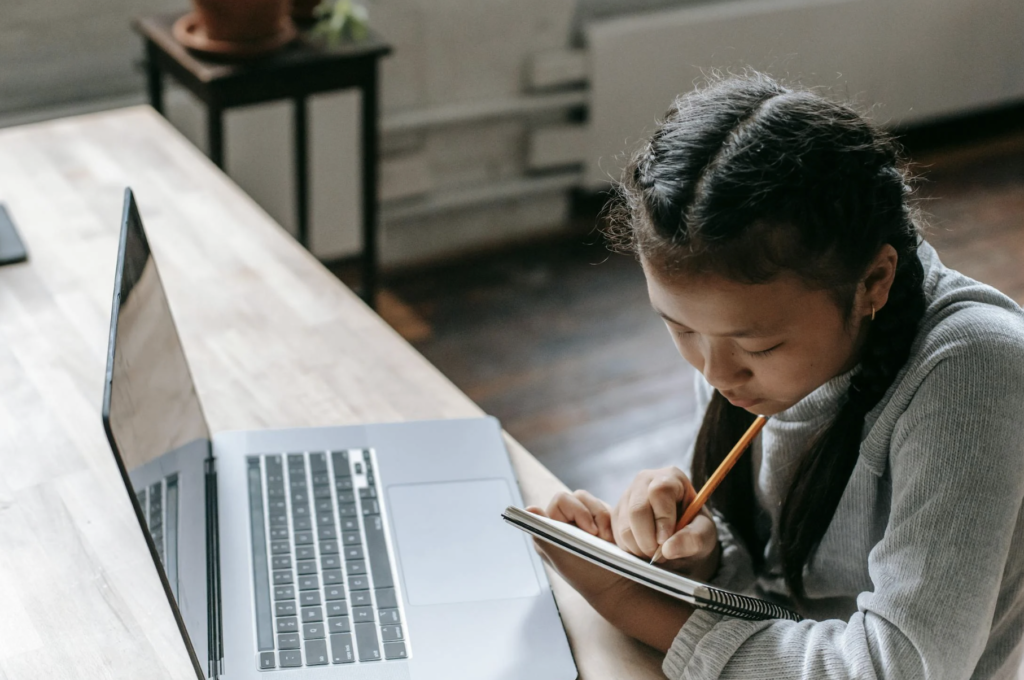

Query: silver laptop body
102 189 577 680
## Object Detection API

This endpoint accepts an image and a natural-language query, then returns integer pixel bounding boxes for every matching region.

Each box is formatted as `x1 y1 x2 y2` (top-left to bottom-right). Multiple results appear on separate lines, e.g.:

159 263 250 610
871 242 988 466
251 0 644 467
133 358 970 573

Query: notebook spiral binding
695 586 803 622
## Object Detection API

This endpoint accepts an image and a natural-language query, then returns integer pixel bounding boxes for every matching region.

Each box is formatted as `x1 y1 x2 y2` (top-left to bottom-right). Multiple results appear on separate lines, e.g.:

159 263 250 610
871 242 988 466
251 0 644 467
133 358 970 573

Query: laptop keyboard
246 449 408 670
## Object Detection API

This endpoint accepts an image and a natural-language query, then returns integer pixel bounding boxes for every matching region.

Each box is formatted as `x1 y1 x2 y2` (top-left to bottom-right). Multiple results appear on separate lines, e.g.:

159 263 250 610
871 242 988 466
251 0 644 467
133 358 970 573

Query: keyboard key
272 571 293 585
280 650 301 667
344 545 364 560
300 591 321 607
325 601 346 617
296 560 317 575
291 489 308 504
351 591 371 607
271 541 290 555
295 531 314 545
259 651 276 669
314 486 332 499
278 633 300 650
292 505 310 518
320 540 339 555
268 498 286 512
273 585 295 601
354 463 363 475
379 608 401 625
383 641 408 660
269 512 288 527
298 575 320 591
348 575 370 591
275 601 296 617
315 499 333 514
313 473 330 486
360 500 380 516
335 478 354 491
296 546 315 560
293 516 312 531
352 606 374 623
364 514 394 588
323 570 344 586
317 513 335 527
276 617 298 633
270 527 289 541
271 555 291 570
318 526 337 540
309 453 327 472
328 615 351 633
354 622 381 661
337 491 356 504
338 504 358 518
346 560 367 576
375 588 398 609
246 459 273 653
306 638 329 665
330 633 355 663
331 450 350 471
303 622 326 639
321 554 341 570
302 607 323 623
288 453 305 466
341 519 359 532
380 625 403 642
358 487 377 499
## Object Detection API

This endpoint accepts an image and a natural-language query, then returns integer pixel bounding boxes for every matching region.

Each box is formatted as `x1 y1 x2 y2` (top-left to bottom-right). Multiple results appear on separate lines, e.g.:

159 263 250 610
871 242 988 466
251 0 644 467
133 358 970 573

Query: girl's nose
702 344 751 393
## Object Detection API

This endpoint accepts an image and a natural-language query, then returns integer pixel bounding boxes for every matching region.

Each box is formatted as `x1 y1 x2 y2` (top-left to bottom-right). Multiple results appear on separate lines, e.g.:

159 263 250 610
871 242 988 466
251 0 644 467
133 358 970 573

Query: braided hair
606 73 927 601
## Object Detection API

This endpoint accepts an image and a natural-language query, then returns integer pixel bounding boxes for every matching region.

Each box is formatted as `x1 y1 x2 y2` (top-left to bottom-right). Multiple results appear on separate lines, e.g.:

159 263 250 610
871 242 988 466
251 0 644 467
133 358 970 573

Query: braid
780 229 927 600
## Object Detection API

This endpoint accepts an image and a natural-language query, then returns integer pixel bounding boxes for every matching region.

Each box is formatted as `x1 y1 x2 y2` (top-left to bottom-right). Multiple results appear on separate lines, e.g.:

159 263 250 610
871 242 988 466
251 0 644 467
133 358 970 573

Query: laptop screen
102 189 213 678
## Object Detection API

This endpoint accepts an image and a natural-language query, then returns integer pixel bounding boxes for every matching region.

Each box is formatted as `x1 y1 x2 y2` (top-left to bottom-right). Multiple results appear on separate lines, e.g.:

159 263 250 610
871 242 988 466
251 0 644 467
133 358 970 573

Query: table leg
145 41 164 114
361 61 380 310
294 97 309 248
207 106 225 169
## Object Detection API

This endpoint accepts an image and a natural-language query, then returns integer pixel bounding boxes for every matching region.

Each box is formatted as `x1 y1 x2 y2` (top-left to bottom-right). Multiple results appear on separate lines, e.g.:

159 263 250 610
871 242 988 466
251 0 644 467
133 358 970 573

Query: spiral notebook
502 506 802 622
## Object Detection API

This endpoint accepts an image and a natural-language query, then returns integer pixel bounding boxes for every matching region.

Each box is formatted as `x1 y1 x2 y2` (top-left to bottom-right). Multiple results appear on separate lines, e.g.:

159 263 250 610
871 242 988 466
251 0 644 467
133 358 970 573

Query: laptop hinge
205 455 224 679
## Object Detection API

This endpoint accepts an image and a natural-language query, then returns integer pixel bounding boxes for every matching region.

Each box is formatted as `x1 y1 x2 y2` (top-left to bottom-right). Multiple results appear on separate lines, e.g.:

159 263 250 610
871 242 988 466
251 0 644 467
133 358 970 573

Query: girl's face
642 251 895 416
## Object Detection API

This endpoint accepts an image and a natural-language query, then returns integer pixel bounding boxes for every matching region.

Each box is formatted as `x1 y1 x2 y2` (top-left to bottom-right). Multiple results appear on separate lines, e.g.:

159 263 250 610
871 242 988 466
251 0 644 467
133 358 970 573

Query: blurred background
4 0 1022 503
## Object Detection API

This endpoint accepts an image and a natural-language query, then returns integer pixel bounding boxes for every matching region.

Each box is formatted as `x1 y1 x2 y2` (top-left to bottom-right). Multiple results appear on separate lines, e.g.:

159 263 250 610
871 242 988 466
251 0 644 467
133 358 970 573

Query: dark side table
133 14 391 308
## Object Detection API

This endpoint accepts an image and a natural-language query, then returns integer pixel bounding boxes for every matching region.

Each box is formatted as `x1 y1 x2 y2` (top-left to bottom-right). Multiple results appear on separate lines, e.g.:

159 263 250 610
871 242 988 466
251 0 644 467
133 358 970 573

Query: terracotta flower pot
193 0 292 43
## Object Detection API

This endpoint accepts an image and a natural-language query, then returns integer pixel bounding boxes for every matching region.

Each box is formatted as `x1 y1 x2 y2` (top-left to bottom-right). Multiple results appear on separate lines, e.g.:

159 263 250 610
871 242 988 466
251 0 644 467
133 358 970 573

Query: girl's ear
858 244 899 318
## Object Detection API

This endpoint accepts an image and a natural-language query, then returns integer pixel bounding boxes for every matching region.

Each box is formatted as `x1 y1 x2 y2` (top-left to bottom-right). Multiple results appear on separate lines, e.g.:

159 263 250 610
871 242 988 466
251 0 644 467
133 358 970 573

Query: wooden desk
0 107 663 679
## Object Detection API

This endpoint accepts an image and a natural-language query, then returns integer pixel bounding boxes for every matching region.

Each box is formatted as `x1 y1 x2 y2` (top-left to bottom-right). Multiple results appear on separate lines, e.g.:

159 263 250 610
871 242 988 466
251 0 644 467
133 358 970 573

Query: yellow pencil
650 415 768 564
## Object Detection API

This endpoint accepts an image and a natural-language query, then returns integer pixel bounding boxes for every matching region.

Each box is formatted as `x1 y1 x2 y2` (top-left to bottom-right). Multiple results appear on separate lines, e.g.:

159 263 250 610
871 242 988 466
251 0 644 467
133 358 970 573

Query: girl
527 74 1024 679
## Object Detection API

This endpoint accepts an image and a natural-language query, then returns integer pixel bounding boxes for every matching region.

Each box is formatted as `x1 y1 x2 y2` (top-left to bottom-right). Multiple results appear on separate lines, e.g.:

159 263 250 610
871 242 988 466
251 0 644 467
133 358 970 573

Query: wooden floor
338 116 1024 506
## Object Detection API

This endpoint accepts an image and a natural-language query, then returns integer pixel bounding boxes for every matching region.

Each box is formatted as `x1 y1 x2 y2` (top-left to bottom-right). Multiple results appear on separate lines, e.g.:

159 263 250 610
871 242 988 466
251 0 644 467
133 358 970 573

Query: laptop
101 188 577 680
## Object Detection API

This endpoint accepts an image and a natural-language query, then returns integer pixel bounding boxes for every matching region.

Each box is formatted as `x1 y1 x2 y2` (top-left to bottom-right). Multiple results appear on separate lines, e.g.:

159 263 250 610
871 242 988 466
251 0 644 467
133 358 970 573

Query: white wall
583 0 1024 187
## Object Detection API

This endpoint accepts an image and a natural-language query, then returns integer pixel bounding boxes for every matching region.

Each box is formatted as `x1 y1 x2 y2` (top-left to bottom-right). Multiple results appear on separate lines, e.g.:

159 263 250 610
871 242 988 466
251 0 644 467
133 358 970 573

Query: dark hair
605 73 927 601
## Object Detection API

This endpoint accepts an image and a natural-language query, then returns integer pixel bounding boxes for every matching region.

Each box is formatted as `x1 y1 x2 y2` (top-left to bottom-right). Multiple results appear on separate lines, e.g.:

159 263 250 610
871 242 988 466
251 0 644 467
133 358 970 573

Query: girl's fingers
526 505 547 517
660 512 717 560
647 474 685 545
573 490 614 542
626 487 658 555
547 492 599 535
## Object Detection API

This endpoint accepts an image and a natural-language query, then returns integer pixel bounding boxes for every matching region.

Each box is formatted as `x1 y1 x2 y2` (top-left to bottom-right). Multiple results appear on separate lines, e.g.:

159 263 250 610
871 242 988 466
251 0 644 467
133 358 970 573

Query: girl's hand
612 467 721 582
526 490 631 603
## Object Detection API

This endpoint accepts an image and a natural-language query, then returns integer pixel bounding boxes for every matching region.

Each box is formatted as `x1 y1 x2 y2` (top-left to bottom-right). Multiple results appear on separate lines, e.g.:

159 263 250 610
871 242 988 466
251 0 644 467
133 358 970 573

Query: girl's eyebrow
652 306 766 339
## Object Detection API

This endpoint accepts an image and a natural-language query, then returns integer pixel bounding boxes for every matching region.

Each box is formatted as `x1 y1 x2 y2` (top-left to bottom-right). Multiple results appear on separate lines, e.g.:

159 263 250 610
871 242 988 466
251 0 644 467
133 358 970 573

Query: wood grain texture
0 107 663 679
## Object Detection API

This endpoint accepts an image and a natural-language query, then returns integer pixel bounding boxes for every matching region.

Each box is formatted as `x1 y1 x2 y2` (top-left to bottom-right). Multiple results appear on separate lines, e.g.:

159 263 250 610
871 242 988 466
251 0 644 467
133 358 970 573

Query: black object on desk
132 14 391 308
0 204 28 265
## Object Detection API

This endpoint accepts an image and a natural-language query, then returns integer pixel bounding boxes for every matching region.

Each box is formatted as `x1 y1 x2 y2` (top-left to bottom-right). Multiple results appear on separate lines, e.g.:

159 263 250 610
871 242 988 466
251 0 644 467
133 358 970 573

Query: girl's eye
744 344 781 358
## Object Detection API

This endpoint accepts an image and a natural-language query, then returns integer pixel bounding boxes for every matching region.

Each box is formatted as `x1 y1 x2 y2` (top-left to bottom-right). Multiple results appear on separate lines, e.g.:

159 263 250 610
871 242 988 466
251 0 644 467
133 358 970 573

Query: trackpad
387 479 540 606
